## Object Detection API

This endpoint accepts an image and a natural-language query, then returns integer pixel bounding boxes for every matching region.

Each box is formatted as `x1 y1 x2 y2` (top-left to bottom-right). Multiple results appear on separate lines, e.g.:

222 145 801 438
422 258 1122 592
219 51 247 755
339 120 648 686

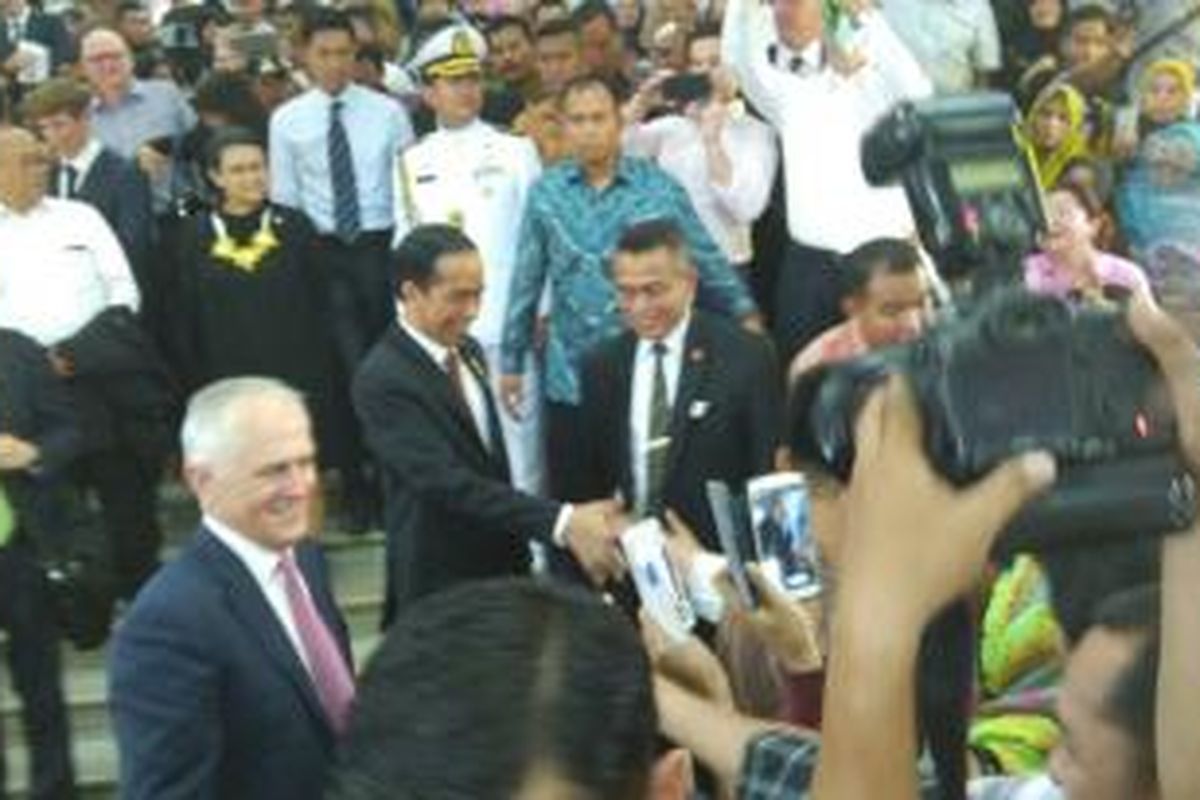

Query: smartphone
748 473 821 599
661 72 713 107
619 519 697 643
705 480 759 609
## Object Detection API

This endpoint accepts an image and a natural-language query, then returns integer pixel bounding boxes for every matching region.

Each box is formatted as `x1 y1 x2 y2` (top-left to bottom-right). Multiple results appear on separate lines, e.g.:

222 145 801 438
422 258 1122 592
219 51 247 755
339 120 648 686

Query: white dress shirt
0 198 140 346
723 0 932 253
59 137 103 196
204 515 311 672
624 109 778 264
394 119 541 346
398 310 493 451
881 0 1001 95
630 315 690 512
270 83 415 235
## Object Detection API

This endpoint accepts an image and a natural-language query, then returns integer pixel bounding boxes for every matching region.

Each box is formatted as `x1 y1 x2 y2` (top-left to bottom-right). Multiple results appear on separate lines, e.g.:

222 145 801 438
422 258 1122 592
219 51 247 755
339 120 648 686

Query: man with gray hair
109 377 353 800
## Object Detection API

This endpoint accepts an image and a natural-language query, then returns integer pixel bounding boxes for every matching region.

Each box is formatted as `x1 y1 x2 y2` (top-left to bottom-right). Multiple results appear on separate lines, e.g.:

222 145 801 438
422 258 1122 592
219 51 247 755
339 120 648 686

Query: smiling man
576 218 781 551
110 377 354 800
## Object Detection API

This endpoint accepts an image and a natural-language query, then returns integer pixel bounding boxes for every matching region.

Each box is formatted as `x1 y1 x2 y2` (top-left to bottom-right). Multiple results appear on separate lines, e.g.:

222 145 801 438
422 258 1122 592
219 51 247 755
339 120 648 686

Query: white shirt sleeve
973 0 1003 74
83 204 140 313
721 0 789 127
708 117 779 225
858 9 934 104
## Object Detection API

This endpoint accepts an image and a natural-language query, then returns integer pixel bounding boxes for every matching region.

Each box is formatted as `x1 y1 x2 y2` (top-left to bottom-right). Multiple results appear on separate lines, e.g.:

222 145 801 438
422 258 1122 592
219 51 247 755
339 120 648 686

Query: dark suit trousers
772 241 844 365
318 232 394 487
77 446 162 599
0 539 75 800
544 400 593 502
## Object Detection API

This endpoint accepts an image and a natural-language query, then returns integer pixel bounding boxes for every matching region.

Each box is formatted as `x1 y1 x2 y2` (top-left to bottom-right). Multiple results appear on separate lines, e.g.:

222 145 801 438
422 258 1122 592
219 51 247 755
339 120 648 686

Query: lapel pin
688 400 711 420
689 348 705 364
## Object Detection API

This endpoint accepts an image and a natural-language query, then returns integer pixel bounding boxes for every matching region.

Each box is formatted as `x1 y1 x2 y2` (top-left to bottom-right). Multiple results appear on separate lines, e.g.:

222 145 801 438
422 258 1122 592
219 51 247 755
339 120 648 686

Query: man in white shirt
722 0 931 360
625 21 778 269
110 377 353 800
395 22 546 495
0 126 169 600
881 0 1002 94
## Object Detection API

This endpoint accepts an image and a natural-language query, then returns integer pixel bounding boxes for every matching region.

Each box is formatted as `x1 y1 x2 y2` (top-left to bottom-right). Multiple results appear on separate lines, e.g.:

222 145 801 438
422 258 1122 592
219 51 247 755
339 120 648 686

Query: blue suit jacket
109 527 352 800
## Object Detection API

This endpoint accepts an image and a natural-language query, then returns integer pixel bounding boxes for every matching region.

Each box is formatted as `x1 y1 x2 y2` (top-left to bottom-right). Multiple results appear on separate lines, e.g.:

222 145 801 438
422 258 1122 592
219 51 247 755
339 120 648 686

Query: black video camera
861 93 1045 285
796 290 1196 551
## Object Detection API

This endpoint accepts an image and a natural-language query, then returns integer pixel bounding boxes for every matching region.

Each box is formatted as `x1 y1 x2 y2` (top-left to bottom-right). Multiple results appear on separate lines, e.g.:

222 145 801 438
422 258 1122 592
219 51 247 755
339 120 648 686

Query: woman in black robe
171 125 349 470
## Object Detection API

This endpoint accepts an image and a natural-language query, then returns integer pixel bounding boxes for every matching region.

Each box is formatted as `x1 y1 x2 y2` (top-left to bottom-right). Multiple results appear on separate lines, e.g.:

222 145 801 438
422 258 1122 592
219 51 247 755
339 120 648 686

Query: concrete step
2 529 386 798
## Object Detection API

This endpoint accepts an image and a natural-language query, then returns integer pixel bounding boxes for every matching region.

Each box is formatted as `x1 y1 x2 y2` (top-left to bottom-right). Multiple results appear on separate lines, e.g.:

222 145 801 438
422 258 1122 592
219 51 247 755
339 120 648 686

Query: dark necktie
63 164 78 198
278 551 355 734
645 342 671 516
444 349 468 410
328 99 361 243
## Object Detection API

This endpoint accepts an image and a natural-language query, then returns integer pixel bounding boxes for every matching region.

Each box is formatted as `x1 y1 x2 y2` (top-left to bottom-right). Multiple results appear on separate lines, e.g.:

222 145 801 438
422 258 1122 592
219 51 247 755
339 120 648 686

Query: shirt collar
204 514 287 587
91 80 143 111
397 304 454 369
318 83 360 108
65 138 102 175
566 155 635 187
636 311 692 360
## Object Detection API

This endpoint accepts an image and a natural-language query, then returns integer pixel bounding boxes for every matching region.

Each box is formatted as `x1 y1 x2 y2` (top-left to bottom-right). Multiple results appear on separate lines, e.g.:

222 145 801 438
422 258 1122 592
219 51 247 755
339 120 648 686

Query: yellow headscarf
1140 58 1197 120
1023 83 1092 189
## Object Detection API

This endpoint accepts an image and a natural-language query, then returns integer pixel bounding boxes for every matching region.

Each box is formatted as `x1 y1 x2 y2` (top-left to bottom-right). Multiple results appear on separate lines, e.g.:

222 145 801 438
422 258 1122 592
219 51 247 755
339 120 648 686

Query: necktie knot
652 341 668 359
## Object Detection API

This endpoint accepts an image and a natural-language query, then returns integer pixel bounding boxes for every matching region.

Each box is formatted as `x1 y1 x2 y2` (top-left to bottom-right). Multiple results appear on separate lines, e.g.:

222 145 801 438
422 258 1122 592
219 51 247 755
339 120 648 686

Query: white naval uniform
393 118 546 494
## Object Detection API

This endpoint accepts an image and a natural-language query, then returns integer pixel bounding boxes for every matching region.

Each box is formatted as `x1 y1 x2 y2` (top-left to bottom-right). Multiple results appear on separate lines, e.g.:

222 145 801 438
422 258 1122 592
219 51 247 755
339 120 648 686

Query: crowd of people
0 0 1199 796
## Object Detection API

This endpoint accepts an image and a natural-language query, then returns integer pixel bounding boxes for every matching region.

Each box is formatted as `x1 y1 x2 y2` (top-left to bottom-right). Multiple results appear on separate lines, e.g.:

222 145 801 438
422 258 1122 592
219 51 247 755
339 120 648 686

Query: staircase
1 485 387 798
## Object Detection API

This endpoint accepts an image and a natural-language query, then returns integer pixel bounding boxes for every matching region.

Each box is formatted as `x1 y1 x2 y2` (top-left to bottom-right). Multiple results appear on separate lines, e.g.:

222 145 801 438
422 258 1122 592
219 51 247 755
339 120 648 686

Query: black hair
193 71 269 137
685 20 721 53
572 0 617 30
616 218 687 257
328 578 658 800
1092 584 1159 787
300 7 356 44
487 13 533 42
1066 3 1116 34
1042 540 1160 644
535 17 578 42
839 237 920 300
392 224 478 292
203 125 264 173
356 43 386 70
560 72 620 108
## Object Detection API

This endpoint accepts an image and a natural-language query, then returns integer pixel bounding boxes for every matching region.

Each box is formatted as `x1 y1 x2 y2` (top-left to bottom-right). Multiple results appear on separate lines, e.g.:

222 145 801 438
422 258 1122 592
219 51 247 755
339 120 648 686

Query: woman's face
1041 189 1098 258
1028 0 1062 31
1033 96 1071 151
1143 71 1190 126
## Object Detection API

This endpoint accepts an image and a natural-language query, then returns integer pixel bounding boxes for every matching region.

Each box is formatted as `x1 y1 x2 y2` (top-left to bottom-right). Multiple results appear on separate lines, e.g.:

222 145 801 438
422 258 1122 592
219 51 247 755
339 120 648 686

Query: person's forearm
1158 525 1200 800
704 136 734 188
813 598 923 800
655 677 790 786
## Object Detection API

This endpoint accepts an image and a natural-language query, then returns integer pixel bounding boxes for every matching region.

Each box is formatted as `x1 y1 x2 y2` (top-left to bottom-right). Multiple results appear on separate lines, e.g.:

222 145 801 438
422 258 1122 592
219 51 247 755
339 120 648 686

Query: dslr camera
798 289 1196 551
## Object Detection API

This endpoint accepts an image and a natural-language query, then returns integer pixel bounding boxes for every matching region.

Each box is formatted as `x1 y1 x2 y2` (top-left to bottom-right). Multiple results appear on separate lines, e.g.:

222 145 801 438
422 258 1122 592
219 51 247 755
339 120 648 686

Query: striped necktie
328 99 361 243
644 342 671 516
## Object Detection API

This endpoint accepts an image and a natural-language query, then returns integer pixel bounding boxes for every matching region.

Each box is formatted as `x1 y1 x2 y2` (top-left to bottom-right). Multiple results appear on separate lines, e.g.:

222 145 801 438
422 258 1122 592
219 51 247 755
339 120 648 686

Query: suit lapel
614 335 638 504
389 327 493 463
665 318 710 482
460 340 511 480
194 530 334 740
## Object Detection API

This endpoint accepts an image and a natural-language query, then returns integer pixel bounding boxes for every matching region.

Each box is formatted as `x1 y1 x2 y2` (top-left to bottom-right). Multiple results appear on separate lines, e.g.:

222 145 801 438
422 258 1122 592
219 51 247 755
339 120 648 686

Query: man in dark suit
578 219 782 551
21 78 155 299
109 377 353 800
0 0 73 78
0 328 83 800
353 224 624 624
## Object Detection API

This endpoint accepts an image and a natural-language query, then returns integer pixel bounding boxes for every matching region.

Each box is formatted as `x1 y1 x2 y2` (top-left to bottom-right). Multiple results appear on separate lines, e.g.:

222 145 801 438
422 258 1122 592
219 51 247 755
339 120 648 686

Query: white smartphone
619 518 697 643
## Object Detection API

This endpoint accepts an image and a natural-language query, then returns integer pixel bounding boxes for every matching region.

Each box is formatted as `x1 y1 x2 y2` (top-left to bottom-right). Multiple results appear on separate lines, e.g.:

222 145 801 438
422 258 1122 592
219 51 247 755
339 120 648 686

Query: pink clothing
788 320 869 382
1023 250 1151 299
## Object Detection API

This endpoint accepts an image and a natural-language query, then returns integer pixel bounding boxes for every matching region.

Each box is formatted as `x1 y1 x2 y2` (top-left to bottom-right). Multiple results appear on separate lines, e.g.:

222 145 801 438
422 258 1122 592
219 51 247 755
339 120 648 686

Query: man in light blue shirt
269 7 414 530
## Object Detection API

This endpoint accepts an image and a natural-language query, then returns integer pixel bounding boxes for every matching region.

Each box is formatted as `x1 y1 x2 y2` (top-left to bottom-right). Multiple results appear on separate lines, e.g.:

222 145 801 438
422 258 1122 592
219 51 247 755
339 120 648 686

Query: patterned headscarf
1139 58 1197 121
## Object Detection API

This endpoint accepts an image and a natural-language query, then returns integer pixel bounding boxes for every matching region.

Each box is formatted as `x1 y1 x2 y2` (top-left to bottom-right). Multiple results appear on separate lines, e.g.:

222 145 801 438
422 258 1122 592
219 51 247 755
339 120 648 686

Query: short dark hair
487 13 533 42
616 218 687 257
572 0 617 30
329 578 657 800
1066 3 1116 34
560 72 619 109
839 237 920 299
686 20 721 53
193 71 268 134
301 7 356 44
1091 584 1159 786
535 17 578 43
204 125 264 172
392 224 478 291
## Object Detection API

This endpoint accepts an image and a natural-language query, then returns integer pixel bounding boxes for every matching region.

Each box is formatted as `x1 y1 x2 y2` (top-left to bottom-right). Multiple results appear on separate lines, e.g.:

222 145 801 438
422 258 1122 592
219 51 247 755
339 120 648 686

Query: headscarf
1139 58 1197 122
1023 82 1092 189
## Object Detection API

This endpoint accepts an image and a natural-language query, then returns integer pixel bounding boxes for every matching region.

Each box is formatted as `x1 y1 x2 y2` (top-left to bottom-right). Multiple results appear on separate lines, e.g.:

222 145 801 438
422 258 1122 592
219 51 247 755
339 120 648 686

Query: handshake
562 499 631 587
